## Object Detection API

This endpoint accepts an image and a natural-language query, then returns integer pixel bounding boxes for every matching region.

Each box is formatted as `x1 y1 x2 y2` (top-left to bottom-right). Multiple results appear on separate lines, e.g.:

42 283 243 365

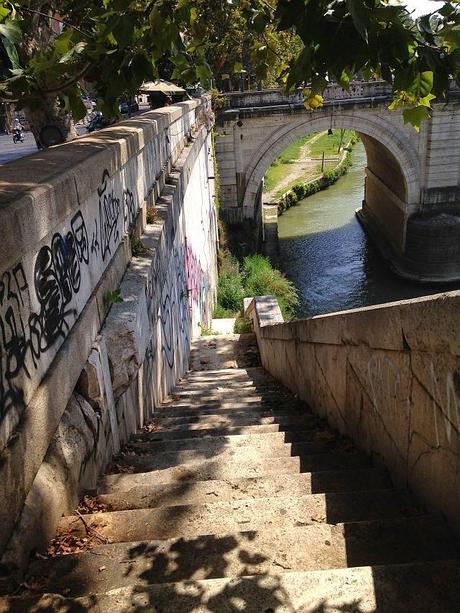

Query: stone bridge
215 81 460 282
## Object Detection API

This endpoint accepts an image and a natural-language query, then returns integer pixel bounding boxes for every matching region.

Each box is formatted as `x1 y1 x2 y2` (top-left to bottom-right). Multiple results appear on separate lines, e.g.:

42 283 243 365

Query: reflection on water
278 142 458 318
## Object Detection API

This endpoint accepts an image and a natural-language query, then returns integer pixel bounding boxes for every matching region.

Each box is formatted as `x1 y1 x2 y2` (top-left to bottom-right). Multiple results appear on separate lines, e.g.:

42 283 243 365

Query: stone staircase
2 334 460 612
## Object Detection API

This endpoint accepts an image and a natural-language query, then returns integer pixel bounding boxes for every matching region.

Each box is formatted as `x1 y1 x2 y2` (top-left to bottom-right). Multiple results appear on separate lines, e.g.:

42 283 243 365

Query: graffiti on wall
160 247 189 370
185 243 203 308
123 188 136 232
0 170 138 421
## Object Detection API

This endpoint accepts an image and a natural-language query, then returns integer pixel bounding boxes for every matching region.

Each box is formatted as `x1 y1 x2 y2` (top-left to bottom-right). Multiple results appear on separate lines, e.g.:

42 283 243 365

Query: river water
278 141 457 318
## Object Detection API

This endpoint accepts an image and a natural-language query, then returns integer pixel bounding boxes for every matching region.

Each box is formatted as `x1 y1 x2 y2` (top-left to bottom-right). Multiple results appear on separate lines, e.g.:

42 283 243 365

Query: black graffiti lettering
71 211 89 265
1 213 90 419
3 306 29 380
66 231 82 293
0 266 30 417
96 169 121 262
91 219 100 256
35 244 70 345
123 189 136 231
51 236 72 304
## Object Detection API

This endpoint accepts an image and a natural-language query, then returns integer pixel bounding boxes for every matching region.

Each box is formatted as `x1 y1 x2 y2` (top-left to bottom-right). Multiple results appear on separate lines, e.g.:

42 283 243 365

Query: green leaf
61 88 87 122
403 105 431 131
419 93 436 107
408 71 434 98
233 62 243 73
311 76 329 94
0 19 21 43
441 26 460 50
104 289 123 304
3 36 20 70
196 62 211 82
339 69 351 90
0 6 11 21
347 0 369 43
59 42 87 64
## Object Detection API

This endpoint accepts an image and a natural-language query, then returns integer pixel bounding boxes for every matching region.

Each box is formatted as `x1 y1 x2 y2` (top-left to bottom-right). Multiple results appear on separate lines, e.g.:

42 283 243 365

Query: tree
0 1 459 145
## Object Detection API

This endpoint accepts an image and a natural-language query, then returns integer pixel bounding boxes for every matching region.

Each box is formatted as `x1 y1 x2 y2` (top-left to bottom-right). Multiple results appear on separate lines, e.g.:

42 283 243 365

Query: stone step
171 381 287 398
103 456 301 490
132 422 322 441
5 560 460 612
93 468 390 510
155 402 303 419
173 373 278 392
59 490 410 544
115 440 340 472
25 517 459 598
124 430 334 454
184 367 267 380
191 333 257 342
162 394 292 409
111 449 369 476
151 412 317 430
101 451 370 491
172 387 283 399
31 560 460 613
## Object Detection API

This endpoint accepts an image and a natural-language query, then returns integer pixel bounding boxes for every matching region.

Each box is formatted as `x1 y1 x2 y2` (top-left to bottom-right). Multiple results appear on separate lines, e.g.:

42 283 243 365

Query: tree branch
16 6 91 37
39 62 93 94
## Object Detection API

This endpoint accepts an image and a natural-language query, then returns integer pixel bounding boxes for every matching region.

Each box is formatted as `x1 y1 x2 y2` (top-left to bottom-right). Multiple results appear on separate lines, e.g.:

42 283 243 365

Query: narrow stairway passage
2 333 460 612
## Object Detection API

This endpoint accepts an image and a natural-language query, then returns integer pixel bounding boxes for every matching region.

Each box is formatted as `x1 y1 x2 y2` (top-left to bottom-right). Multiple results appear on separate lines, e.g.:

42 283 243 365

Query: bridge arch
242 111 422 253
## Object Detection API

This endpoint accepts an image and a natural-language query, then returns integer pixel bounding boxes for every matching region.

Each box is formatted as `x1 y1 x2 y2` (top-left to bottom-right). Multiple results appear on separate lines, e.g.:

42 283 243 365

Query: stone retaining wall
0 100 217 567
245 292 460 537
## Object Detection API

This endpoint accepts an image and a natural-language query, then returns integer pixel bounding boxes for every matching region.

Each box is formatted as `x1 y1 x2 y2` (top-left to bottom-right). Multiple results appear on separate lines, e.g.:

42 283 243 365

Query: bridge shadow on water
278 217 460 319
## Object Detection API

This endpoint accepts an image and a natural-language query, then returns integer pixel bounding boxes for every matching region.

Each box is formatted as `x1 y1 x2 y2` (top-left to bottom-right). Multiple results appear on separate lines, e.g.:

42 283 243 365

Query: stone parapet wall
245 292 460 537
219 81 392 110
0 100 217 565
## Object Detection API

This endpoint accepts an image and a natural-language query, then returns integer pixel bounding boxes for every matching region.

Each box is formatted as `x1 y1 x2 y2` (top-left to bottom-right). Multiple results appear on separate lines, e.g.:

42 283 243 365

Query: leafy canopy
0 1 459 129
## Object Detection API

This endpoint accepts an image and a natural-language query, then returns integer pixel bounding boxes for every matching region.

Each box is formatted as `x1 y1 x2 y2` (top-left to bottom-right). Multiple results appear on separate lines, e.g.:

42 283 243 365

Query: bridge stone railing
245 291 460 539
220 80 460 111
219 80 393 109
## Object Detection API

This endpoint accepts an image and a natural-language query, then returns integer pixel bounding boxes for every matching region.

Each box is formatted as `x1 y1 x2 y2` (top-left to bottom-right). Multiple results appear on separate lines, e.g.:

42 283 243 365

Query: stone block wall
0 100 218 568
246 292 460 537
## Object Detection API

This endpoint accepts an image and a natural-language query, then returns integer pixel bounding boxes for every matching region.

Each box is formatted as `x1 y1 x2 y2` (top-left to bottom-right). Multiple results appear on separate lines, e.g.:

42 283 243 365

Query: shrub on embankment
214 254 299 326
277 135 358 216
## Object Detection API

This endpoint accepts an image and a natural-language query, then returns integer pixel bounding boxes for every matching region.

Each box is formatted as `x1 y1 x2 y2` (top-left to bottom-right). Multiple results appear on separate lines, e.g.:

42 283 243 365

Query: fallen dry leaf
114 464 136 474
45 533 93 558
77 496 109 515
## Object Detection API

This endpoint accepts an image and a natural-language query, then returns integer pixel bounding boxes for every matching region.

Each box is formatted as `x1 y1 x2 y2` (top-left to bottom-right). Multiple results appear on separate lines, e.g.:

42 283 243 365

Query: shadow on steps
2 359 460 612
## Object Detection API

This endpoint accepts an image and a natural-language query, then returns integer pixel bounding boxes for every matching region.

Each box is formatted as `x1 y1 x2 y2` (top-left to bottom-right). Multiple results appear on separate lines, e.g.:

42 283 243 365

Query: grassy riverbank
276 132 359 216
263 134 315 194
263 129 355 201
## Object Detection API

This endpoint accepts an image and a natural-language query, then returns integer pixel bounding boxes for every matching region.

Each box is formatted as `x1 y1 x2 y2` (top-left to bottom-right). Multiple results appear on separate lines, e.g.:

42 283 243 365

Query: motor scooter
12 128 24 144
